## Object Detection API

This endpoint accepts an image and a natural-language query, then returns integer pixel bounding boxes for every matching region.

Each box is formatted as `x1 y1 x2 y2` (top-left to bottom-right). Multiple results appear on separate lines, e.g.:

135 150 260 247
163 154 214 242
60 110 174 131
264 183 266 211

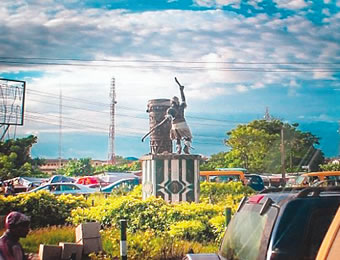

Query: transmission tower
108 77 117 164
264 106 272 121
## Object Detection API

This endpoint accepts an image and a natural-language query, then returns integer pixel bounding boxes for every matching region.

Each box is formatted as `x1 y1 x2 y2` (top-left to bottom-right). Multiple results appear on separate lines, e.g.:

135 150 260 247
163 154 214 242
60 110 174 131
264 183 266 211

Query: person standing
0 211 30 260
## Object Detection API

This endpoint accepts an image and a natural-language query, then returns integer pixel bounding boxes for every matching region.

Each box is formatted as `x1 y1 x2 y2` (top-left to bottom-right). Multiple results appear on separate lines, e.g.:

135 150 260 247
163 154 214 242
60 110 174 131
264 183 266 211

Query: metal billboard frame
0 78 26 126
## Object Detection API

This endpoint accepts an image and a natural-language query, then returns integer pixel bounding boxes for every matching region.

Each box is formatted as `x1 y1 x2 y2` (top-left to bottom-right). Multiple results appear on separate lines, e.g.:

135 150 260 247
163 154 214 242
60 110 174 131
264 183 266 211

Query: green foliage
69 182 250 244
169 220 207 241
0 135 44 179
90 228 218 260
57 158 94 176
94 161 141 174
209 215 226 243
200 181 254 205
320 161 340 171
200 152 229 170
223 119 324 173
21 226 75 253
0 191 88 227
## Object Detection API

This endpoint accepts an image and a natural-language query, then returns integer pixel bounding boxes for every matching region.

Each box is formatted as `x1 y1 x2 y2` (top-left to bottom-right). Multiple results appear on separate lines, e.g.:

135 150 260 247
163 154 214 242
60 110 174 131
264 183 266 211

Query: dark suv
185 187 340 260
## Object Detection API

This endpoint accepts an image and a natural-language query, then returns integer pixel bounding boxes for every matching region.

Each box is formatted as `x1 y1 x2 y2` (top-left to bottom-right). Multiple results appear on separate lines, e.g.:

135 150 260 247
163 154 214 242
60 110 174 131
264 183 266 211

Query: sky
0 0 339 160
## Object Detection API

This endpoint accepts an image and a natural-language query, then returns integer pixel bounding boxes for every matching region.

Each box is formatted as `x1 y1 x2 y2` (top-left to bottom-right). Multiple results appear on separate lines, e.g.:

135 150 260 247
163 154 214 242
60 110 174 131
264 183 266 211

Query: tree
0 135 43 179
320 160 340 171
57 158 94 176
224 120 324 173
200 152 229 170
94 161 141 174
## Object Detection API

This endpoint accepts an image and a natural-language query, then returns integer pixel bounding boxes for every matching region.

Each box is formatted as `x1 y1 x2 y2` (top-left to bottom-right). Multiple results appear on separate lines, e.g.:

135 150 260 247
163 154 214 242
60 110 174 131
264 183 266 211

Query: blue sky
0 0 339 160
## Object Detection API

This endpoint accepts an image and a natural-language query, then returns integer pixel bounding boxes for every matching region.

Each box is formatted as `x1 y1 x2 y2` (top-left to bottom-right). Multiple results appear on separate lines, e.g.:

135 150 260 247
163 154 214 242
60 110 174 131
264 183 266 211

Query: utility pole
58 89 62 168
108 77 117 165
281 125 286 186
338 120 340 157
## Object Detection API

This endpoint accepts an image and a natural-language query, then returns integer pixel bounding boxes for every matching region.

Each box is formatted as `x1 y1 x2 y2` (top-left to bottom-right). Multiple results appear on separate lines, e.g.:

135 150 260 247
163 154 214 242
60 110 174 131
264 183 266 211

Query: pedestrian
4 182 14 197
0 211 31 260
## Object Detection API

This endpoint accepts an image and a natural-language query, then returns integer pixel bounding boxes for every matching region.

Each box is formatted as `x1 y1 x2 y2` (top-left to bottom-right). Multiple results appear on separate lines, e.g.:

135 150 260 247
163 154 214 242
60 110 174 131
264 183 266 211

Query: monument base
140 153 201 203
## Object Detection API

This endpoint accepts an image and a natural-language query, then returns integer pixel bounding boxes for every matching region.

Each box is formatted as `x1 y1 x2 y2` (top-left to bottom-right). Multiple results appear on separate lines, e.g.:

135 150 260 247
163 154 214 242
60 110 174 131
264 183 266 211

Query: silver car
27 182 95 195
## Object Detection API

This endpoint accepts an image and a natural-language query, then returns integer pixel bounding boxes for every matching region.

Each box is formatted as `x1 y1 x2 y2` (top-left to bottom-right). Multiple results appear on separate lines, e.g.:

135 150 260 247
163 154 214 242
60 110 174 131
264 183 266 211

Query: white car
27 182 95 195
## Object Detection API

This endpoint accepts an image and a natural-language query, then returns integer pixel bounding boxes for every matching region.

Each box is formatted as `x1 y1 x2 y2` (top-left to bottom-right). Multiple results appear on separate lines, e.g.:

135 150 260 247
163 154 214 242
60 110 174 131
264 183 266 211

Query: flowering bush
0 191 87 227
69 182 251 243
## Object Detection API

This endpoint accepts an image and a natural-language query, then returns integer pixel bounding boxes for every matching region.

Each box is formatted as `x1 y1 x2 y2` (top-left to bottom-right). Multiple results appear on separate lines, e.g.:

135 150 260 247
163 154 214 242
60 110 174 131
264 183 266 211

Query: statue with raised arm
167 77 192 154
141 77 192 154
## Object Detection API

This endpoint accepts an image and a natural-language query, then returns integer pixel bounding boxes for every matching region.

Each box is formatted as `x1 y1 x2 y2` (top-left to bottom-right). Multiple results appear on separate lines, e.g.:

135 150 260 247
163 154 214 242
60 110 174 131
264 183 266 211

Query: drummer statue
142 77 192 154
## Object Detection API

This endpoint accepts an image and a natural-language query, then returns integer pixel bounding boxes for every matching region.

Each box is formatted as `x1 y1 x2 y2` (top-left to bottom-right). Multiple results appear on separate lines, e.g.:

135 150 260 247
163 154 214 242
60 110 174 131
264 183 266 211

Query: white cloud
273 0 309 9
322 8 330 16
193 0 241 8
0 1 339 142
235 84 248 92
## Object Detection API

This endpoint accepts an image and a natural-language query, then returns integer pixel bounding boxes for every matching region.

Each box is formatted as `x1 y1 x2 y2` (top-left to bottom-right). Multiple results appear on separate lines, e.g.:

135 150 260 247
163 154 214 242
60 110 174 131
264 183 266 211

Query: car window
61 184 79 191
199 176 206 182
219 204 278 260
209 175 240 183
303 208 337 259
49 184 60 191
296 175 307 185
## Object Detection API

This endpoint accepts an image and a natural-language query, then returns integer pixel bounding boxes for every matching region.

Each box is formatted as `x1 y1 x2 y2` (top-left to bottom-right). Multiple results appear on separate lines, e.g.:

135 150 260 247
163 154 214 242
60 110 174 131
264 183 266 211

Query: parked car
185 186 340 260
294 171 340 187
244 174 265 191
316 206 340 260
27 182 95 195
101 178 139 193
200 170 246 183
47 175 75 184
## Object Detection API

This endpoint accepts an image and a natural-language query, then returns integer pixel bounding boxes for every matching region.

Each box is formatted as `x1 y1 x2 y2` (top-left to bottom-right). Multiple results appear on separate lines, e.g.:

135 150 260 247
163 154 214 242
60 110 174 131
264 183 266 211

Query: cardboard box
75 222 101 241
77 237 103 255
59 242 83 260
39 244 62 260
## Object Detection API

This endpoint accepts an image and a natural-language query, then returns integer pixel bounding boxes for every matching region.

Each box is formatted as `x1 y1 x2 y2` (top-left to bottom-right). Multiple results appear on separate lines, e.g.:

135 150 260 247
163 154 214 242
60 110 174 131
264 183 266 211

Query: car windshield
219 204 278 260
209 175 240 182
296 175 307 185
247 176 262 184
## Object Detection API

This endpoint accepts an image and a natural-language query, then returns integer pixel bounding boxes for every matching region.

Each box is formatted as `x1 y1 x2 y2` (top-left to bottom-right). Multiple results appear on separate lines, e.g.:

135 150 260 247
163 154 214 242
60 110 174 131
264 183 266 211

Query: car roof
303 171 340 177
101 178 137 190
255 186 340 206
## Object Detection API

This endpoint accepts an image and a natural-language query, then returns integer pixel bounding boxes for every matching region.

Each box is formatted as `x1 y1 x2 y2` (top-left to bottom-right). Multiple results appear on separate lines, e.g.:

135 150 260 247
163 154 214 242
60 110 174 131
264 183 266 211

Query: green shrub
168 220 208 241
69 182 252 243
200 181 254 204
209 215 226 242
89 228 218 260
0 191 88 227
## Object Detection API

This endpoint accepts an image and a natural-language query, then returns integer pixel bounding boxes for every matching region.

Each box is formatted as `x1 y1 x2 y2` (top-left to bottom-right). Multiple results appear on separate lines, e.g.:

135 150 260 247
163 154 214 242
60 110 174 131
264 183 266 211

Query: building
39 159 108 175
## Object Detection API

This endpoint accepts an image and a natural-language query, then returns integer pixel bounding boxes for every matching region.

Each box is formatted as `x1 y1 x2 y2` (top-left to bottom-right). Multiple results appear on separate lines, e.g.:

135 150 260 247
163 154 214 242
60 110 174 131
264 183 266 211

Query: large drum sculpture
146 99 172 154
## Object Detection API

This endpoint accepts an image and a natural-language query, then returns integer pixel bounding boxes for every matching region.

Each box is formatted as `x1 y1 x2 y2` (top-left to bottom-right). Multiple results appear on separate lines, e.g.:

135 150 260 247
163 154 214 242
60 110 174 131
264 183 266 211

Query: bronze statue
142 77 192 154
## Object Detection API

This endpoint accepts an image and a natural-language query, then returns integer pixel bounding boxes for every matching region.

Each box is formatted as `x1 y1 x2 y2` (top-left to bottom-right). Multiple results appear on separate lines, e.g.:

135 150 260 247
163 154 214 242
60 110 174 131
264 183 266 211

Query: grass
21 226 75 253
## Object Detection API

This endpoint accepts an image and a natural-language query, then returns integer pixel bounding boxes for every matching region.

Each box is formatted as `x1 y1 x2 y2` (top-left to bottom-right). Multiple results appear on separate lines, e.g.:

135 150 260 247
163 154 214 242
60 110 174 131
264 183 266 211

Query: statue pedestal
140 154 201 203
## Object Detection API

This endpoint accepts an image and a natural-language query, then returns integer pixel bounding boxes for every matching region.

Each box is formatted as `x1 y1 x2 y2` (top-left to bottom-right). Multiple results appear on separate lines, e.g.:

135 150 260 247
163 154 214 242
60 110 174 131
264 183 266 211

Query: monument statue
140 77 200 203
142 77 192 154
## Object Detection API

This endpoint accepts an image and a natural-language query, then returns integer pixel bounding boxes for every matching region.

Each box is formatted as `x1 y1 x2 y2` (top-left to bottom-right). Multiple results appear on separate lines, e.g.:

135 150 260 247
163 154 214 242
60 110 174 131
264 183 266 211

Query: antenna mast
108 77 117 164
264 106 272 121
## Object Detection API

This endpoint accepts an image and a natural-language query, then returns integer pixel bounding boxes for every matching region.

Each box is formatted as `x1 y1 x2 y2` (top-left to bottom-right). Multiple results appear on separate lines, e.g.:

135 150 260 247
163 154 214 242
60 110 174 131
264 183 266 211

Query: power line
23 117 224 146
1 56 340 65
1 60 340 72
26 111 226 141
26 89 247 124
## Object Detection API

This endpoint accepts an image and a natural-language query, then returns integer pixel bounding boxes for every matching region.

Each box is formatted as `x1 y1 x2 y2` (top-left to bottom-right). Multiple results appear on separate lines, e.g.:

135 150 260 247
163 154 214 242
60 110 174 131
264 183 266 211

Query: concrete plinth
141 153 200 203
